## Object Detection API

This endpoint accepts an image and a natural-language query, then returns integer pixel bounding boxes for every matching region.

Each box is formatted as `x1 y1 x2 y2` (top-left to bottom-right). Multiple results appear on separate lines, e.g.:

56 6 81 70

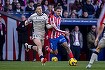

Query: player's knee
96 46 102 52
32 46 37 51
93 51 99 55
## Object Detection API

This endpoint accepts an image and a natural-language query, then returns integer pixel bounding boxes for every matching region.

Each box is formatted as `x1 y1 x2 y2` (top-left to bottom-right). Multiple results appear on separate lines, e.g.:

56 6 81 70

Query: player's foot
33 59 36 62
25 43 29 52
86 64 92 69
41 58 47 65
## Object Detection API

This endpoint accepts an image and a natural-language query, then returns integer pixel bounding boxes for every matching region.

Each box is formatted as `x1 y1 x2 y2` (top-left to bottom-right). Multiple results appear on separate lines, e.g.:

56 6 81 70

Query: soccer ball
51 57 58 62
69 58 77 66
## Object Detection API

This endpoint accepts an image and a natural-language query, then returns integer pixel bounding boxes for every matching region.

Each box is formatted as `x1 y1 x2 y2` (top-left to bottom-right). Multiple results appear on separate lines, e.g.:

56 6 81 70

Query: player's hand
94 38 99 46
65 31 69 35
51 24 55 28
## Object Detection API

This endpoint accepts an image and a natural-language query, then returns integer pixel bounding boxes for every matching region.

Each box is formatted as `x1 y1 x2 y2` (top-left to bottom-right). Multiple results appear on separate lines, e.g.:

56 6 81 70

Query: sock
69 52 74 58
28 45 33 49
89 52 98 64
40 55 44 60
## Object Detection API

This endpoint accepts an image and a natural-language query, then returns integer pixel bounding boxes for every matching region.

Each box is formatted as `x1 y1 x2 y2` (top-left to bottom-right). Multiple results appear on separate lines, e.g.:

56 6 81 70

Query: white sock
28 45 33 49
89 53 98 64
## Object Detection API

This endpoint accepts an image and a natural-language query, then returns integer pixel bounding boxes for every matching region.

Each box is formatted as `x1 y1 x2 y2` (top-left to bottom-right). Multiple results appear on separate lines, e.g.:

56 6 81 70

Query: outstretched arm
51 23 66 33
96 24 104 40
95 24 104 46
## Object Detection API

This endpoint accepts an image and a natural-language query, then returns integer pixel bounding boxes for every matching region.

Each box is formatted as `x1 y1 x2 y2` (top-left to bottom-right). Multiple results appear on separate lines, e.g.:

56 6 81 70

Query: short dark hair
36 4 42 8
29 1 34 3
54 6 61 11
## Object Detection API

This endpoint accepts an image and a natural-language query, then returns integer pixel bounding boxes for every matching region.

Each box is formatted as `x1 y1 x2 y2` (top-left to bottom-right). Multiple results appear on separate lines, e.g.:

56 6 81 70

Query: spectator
37 0 43 4
43 0 48 11
45 4 54 16
25 1 35 12
71 0 82 13
69 0 75 11
62 11 69 18
12 0 18 10
7 4 13 13
16 15 28 61
87 25 97 60
93 0 100 12
83 0 95 18
70 12 77 18
60 0 67 11
95 3 104 18
4 0 10 12
0 1 3 11
14 2 23 13
18 0 25 6
70 26 83 60
82 11 89 18
0 15 5 61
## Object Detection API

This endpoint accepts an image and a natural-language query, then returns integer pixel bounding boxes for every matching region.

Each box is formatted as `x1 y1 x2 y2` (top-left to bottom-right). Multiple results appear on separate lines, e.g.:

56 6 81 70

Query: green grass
0 61 104 70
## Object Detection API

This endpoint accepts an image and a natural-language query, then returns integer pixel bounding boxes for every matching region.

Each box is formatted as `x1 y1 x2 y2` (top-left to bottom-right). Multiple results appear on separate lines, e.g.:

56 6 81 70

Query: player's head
54 6 62 16
36 4 42 15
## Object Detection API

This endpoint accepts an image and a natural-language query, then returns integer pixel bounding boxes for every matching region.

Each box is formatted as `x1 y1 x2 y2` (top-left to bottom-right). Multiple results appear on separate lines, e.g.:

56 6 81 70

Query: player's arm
96 24 104 40
95 23 104 46
46 24 53 29
52 23 66 33
46 15 53 29
25 15 33 26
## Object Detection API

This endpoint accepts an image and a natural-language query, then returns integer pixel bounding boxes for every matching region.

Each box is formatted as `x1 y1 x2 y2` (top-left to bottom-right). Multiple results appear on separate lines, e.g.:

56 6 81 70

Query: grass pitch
0 61 104 70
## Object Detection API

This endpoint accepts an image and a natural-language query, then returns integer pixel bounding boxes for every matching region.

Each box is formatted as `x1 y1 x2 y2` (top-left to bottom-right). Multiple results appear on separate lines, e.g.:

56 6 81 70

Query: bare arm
94 24 104 46
96 24 104 40
51 23 66 33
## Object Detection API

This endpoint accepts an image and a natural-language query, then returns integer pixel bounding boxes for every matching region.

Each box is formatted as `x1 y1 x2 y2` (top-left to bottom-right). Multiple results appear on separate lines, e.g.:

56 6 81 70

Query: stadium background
0 0 105 61
1 13 105 61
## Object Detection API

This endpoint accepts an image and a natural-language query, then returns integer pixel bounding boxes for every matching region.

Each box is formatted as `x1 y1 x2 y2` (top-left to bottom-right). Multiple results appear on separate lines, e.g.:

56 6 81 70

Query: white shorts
32 33 44 46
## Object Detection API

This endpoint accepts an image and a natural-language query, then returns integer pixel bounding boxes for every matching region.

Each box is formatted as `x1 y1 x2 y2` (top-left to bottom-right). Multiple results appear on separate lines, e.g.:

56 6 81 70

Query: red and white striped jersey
47 15 64 39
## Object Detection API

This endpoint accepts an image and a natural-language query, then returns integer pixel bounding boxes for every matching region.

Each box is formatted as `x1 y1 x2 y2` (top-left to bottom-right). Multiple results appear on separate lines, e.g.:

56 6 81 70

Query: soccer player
25 5 48 64
46 6 74 60
86 13 105 68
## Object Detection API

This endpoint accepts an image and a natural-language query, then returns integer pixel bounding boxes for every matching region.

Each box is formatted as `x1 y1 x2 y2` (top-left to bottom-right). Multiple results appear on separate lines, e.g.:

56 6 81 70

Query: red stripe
13 29 16 60
100 13 105 26
48 15 62 39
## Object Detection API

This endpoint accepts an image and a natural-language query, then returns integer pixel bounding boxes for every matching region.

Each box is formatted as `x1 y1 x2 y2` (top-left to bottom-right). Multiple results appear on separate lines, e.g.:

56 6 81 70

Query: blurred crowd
0 0 104 18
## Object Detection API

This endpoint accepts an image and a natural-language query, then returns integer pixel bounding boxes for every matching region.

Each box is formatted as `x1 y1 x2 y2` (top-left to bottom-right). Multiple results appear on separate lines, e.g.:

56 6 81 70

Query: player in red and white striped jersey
46 6 74 60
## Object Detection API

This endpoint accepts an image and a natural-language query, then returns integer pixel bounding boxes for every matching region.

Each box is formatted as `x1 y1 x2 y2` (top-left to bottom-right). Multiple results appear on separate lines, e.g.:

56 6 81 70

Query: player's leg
48 38 58 55
61 42 74 58
33 38 47 63
86 37 105 68
25 43 37 52
59 35 74 59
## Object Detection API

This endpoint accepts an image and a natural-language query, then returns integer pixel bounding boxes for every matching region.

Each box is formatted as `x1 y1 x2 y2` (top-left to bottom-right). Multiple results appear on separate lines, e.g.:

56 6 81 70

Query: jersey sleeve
27 15 33 23
49 16 65 33
49 15 55 25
